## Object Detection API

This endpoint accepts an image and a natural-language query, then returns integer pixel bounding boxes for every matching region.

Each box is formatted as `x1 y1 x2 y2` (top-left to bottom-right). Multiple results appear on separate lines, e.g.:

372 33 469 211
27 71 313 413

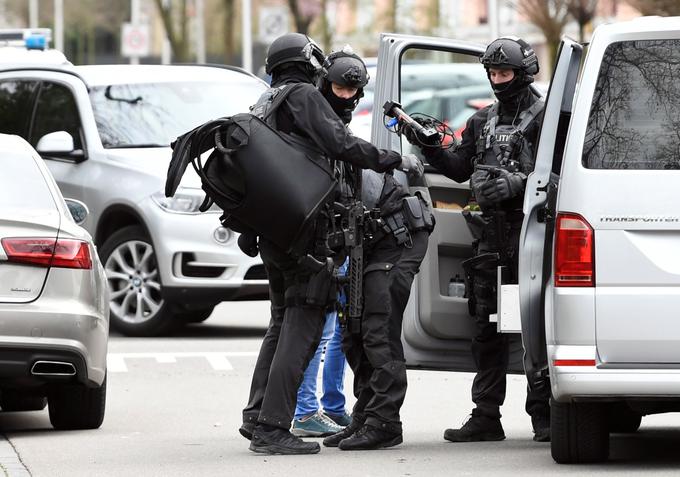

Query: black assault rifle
332 166 367 334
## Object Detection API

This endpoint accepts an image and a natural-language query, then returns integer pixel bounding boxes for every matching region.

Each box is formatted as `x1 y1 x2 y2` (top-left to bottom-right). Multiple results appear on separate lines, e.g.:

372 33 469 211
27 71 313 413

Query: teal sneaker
324 411 351 427
292 411 344 437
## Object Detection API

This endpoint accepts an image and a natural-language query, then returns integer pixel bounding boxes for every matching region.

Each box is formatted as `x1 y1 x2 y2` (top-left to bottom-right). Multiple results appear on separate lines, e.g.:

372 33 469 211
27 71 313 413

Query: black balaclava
323 89 357 124
490 69 532 104
271 62 317 87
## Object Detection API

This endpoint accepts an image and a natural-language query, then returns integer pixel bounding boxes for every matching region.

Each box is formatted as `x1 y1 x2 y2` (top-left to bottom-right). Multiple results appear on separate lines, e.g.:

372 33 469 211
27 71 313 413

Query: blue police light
25 35 47 50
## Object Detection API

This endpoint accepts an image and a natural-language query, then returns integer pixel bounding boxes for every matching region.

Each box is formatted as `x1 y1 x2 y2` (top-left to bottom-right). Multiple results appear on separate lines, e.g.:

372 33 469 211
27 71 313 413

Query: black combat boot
443 414 505 442
531 414 550 442
337 424 403 451
239 421 255 441
323 417 365 447
249 424 320 455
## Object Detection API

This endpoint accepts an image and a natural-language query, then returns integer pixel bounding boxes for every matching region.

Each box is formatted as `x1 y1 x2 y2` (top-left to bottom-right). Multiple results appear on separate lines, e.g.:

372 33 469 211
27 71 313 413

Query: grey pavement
2 301 680 476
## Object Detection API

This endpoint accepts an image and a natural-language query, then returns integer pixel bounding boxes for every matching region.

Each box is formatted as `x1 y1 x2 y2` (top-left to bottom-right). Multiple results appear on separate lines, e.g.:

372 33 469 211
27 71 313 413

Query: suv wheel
48 375 106 430
0 390 47 412
608 402 642 433
177 306 215 324
551 398 609 464
100 226 178 336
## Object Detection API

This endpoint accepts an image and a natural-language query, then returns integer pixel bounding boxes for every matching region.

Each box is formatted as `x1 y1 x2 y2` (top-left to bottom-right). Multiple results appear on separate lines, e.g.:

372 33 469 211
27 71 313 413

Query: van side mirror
64 198 89 225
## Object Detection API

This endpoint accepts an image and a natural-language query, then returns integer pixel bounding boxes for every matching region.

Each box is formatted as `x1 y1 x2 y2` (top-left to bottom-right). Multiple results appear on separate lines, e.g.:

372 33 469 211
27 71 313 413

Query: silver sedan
0 133 108 430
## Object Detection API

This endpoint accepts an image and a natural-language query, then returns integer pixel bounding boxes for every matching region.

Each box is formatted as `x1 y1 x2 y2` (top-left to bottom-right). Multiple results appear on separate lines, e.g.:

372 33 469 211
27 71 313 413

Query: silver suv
372 17 680 464
0 62 269 336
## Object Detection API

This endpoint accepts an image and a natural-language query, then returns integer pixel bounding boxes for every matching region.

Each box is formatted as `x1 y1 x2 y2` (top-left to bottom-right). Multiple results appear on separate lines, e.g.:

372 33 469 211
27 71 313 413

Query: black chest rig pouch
368 173 435 248
476 99 544 174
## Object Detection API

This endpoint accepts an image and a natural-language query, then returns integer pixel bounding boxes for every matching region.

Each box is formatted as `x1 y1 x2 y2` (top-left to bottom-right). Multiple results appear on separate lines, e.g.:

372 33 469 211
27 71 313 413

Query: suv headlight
151 187 220 214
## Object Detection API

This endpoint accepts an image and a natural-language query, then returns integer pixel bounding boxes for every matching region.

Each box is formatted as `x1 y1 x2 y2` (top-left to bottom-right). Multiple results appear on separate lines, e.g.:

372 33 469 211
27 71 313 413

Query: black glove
469 169 493 208
237 232 259 257
401 119 441 147
479 169 525 203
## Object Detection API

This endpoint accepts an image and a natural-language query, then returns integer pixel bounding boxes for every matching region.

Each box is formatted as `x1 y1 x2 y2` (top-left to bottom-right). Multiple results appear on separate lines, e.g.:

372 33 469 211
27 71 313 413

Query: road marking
107 351 259 373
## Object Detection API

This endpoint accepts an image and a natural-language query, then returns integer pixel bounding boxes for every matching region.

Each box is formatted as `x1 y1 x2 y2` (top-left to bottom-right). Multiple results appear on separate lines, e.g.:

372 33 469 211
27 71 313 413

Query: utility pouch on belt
402 194 435 233
299 255 336 307
461 252 500 317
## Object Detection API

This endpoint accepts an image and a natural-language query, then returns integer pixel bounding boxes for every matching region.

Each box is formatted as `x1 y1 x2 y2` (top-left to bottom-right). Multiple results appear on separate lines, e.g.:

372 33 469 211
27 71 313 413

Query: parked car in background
0 53 270 336
0 133 108 430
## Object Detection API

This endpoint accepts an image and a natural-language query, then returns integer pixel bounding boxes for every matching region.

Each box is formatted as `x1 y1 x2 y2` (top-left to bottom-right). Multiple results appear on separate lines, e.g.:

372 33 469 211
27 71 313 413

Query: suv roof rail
0 28 52 49
172 62 267 84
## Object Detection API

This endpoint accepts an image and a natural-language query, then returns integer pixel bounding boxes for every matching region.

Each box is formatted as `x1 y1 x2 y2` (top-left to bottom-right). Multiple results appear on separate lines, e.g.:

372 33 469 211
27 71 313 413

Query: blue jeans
294 309 347 419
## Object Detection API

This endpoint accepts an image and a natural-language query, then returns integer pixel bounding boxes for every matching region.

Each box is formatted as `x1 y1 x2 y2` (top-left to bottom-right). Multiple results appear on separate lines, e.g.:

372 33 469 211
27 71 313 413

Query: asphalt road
2 301 680 476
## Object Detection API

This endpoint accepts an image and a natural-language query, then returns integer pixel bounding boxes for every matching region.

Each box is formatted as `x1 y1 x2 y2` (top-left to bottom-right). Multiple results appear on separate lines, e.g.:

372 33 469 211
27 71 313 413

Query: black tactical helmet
481 36 539 76
322 45 369 89
265 32 325 75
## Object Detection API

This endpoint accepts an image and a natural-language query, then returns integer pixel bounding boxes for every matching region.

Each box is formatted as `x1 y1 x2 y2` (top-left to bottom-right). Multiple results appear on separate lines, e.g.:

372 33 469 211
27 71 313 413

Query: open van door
372 33 525 372
518 38 582 388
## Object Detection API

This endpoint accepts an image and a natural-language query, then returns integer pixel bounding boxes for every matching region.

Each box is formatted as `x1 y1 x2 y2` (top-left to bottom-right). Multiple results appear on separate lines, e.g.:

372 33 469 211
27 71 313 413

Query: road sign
258 7 289 43
121 22 150 57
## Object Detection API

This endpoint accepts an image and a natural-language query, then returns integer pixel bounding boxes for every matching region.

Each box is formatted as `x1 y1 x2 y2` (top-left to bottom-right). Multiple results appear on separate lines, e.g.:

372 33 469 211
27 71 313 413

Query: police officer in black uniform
403 37 551 443
240 33 421 455
314 47 432 450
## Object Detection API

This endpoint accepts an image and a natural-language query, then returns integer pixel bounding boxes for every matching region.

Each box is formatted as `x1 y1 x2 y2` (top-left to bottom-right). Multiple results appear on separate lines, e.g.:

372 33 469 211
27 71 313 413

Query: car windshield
89 80 265 148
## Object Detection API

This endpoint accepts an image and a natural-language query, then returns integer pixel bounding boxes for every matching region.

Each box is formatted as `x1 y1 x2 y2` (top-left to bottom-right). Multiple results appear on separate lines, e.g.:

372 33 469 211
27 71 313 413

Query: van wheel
608 402 642 433
100 226 179 336
48 376 106 430
551 398 609 464
0 390 47 411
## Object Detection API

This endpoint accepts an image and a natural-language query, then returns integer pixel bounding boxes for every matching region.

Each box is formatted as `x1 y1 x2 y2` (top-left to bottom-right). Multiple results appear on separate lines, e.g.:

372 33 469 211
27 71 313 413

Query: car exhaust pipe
30 361 76 376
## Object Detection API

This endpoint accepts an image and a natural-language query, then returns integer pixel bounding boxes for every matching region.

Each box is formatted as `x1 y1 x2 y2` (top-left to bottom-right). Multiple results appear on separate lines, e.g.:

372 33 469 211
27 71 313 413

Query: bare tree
152 0 192 62
566 0 597 43
287 0 320 35
514 0 570 72
222 0 236 63
625 0 680 16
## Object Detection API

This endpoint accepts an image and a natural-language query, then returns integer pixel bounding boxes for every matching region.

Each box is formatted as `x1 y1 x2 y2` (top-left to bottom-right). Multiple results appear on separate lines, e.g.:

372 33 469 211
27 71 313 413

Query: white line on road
106 351 259 373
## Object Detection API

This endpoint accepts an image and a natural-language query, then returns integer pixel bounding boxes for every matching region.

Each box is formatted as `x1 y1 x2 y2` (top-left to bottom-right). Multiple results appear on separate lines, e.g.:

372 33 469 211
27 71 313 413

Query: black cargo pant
342 230 429 434
469 217 550 421
241 238 327 430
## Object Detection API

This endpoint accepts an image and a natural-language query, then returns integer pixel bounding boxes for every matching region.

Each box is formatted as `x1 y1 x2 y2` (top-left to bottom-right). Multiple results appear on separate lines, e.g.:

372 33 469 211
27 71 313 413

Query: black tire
551 398 609 464
177 306 215 324
99 226 179 336
0 390 47 412
48 375 106 430
608 402 642 433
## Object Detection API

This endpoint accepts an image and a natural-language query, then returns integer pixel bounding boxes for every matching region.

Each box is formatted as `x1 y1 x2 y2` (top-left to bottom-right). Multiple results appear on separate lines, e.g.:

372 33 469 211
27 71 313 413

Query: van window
583 40 680 170
399 48 491 156
0 80 38 138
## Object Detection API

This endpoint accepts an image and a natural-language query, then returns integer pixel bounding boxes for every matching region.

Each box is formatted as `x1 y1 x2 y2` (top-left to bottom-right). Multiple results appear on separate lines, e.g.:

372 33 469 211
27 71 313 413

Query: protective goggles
302 41 325 71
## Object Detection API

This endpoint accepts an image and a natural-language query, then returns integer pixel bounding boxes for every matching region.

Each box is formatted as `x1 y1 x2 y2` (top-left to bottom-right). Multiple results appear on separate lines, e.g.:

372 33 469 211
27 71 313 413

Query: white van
372 17 680 464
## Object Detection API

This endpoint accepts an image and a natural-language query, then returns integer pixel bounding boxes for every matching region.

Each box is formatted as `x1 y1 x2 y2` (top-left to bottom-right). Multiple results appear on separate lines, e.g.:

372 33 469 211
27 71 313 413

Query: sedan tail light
554 213 594 287
1 237 92 269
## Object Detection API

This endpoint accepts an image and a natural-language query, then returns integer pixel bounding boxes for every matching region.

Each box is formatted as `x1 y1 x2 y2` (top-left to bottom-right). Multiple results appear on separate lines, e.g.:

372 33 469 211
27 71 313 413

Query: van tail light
1 238 92 270
554 213 594 287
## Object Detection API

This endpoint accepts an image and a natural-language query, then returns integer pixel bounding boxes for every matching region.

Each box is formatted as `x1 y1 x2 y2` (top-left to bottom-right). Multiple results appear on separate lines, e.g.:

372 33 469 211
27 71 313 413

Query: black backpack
165 83 337 256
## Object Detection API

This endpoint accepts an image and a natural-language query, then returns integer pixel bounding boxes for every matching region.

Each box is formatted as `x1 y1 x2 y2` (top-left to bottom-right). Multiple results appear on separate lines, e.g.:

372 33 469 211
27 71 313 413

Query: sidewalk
0 436 30 477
